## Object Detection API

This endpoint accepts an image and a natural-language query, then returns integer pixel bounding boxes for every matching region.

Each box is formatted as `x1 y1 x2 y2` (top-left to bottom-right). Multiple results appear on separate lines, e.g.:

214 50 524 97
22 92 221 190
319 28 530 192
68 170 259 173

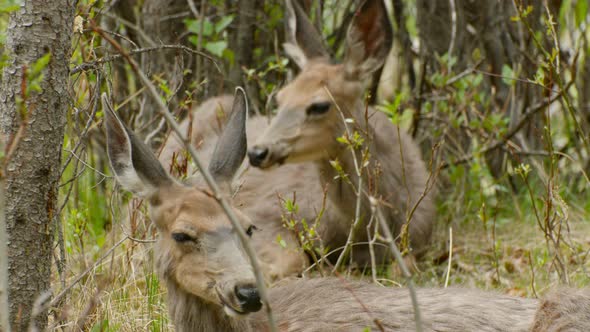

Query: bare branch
70 44 220 75
92 22 278 332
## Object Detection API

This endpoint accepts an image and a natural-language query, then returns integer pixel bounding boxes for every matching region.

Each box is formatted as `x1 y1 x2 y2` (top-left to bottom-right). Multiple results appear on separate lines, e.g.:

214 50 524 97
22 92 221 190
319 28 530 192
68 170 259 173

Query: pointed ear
102 93 173 198
283 0 329 68
343 0 393 80
207 87 248 192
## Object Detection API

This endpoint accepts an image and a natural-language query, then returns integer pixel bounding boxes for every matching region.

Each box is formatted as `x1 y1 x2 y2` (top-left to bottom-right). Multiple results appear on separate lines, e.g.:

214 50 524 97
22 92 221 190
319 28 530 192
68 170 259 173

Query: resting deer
103 90 590 332
248 0 436 265
154 94 348 280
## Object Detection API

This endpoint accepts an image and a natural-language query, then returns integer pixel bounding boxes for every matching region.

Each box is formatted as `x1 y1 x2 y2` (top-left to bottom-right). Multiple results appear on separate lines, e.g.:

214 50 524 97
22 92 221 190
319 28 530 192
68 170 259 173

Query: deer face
153 186 262 315
102 91 263 316
248 0 392 169
249 61 361 169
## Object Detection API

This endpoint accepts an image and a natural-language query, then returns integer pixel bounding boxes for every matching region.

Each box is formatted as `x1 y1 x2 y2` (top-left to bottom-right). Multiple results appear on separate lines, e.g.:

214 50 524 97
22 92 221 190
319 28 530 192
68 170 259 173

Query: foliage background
2 0 590 330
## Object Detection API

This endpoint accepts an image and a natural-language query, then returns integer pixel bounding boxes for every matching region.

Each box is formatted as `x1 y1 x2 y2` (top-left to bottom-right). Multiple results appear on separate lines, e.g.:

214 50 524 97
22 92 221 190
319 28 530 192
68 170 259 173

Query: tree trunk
0 0 74 330
229 0 257 108
0 137 8 332
139 0 188 141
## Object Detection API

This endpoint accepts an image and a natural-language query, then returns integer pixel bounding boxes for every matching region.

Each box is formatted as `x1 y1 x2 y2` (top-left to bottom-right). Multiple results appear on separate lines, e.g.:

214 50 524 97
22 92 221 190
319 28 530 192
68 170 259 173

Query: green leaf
204 41 227 57
0 0 19 14
184 18 213 36
215 15 234 33
276 234 287 248
501 64 516 86
575 0 588 27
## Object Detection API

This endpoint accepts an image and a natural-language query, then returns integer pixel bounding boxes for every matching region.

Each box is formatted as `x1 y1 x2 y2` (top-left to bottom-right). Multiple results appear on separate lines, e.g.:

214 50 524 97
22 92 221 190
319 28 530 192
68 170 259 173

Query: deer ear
102 93 173 198
283 0 329 68
207 87 248 192
343 0 393 80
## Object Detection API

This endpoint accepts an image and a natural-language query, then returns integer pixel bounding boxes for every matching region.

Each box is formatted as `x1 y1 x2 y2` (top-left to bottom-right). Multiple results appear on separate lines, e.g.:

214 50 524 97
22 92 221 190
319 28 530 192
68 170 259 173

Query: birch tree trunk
0 0 74 330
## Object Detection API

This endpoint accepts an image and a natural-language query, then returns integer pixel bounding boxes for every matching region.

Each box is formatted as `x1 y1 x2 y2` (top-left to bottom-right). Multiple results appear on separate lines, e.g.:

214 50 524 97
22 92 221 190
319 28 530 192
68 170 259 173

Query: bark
0 0 74 330
228 0 256 106
0 140 8 332
228 0 255 84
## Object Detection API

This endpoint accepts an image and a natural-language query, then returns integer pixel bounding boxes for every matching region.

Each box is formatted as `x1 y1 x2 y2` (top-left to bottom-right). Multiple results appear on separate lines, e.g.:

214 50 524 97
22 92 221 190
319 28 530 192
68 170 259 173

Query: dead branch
92 21 278 332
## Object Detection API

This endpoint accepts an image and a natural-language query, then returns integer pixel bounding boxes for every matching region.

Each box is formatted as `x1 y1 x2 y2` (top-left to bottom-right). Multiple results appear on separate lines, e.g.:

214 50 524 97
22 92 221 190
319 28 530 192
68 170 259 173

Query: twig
335 274 386 332
322 86 422 331
325 86 365 272
371 200 423 332
447 0 457 65
70 44 220 75
92 22 278 332
187 0 200 18
442 79 574 168
100 11 157 47
444 227 453 288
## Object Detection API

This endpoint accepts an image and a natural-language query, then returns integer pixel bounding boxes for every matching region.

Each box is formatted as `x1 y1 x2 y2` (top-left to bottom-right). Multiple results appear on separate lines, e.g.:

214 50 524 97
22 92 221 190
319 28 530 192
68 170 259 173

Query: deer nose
235 284 262 313
248 146 269 167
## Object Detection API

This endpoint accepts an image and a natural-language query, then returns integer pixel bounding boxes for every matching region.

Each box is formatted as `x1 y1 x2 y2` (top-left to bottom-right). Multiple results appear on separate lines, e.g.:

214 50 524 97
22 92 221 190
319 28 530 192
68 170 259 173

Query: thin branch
371 200 423 332
70 44 220 75
442 79 574 168
92 22 278 332
444 227 453 288
323 86 422 332
447 0 457 65
100 11 157 47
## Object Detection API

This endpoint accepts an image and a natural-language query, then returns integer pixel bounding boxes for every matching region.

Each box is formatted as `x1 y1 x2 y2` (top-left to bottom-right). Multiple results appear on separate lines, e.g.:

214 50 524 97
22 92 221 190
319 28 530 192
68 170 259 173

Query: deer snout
248 146 270 167
235 284 262 313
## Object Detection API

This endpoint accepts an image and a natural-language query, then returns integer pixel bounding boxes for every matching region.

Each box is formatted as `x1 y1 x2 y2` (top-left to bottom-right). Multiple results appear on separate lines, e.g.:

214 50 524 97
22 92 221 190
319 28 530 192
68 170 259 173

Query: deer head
103 91 263 316
248 0 393 169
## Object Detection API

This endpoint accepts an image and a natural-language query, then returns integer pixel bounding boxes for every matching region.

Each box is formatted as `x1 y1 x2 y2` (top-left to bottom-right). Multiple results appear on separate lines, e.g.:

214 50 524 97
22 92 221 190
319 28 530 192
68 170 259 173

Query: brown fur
250 278 538 332
529 288 590 332
158 95 348 279
251 0 436 263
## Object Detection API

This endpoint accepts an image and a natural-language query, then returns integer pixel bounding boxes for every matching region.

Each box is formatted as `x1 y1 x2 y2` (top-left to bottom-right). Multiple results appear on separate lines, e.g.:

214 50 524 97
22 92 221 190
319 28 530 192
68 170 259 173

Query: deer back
248 278 539 332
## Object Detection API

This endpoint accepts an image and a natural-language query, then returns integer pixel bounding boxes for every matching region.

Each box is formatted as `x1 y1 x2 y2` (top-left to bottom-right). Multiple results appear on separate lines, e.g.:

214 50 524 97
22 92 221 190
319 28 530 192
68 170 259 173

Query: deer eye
172 232 195 243
306 102 331 116
245 225 258 237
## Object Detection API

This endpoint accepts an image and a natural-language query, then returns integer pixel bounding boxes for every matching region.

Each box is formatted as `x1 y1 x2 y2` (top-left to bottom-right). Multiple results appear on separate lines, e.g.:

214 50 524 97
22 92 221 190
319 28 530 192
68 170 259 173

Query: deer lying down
249 0 436 265
530 287 590 332
103 91 587 332
156 95 348 280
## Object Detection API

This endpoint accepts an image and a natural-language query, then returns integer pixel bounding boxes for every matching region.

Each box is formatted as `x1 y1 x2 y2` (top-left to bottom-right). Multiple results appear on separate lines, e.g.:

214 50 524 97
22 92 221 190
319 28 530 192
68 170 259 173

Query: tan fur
529 288 590 332
254 59 436 263
250 0 436 264
158 95 347 279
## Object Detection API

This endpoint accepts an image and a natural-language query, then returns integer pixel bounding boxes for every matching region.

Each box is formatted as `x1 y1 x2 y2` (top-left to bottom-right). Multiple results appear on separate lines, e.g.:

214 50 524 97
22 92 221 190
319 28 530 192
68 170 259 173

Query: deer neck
316 101 374 219
155 241 252 332
164 279 252 332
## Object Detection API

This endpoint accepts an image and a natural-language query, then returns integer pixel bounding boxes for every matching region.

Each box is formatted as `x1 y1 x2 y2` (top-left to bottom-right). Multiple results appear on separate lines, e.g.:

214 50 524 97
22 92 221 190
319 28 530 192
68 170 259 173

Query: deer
103 90 590 332
151 94 348 280
247 0 436 267
529 287 590 331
